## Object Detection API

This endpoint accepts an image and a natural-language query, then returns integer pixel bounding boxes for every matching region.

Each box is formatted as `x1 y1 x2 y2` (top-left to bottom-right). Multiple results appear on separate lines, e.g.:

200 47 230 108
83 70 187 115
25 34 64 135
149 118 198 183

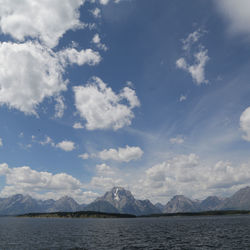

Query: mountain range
84 187 161 215
0 186 250 215
160 186 250 213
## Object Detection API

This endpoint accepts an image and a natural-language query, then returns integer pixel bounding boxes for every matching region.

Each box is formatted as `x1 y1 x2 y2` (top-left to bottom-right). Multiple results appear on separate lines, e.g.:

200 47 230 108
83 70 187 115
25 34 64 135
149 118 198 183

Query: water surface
0 215 250 249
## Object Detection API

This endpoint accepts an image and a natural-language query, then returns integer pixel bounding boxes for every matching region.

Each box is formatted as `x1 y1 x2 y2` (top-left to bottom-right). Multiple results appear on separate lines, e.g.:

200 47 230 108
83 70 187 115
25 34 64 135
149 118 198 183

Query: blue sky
0 0 250 204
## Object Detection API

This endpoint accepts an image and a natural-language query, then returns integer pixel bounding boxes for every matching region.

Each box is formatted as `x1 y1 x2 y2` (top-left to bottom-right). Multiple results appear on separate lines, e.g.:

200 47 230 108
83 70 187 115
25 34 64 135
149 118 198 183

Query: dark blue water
0 215 250 249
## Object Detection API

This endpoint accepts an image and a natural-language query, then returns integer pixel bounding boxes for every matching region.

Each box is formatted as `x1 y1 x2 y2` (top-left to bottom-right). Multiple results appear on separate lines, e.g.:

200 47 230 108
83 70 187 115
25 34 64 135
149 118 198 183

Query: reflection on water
0 215 250 249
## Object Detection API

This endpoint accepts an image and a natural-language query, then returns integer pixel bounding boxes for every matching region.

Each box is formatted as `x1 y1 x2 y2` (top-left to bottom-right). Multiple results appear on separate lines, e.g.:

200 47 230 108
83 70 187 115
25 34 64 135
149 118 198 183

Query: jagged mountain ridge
47 196 82 212
0 195 83 215
1 186 250 215
162 187 250 213
0 194 42 215
0 187 161 216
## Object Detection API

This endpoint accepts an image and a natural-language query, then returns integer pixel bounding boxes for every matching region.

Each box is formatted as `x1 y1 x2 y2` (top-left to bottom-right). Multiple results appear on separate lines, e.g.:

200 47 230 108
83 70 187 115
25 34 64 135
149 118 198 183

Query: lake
0 215 250 249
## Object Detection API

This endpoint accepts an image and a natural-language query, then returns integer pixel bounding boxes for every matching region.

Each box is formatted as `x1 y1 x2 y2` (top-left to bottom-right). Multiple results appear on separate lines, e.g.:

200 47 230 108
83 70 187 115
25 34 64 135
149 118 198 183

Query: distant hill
1 186 250 215
19 211 136 219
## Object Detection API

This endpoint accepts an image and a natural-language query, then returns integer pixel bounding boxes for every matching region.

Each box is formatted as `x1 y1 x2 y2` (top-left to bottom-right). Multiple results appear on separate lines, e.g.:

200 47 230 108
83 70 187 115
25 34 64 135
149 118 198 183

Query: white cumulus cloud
240 107 250 141
176 29 209 85
215 0 250 37
78 153 89 160
134 153 250 203
97 145 143 162
0 138 2 147
0 163 82 190
56 140 76 152
0 0 85 48
92 33 108 51
0 42 101 115
99 0 120 4
182 30 202 51
0 163 98 203
39 136 55 147
176 49 209 85
0 42 66 115
73 77 140 130
99 0 109 4
179 95 187 102
54 96 66 118
58 48 101 66
96 163 114 175
37 136 76 152
73 122 84 129
90 176 122 190
91 8 101 18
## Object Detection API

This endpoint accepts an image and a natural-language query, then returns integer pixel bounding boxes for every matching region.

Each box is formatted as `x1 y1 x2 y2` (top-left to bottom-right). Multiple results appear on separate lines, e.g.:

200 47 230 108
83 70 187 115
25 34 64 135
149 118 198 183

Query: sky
0 0 250 204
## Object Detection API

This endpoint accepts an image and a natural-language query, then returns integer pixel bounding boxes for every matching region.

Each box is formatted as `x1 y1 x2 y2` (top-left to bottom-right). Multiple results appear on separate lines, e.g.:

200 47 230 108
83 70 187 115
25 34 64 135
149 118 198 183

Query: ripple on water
0 215 250 249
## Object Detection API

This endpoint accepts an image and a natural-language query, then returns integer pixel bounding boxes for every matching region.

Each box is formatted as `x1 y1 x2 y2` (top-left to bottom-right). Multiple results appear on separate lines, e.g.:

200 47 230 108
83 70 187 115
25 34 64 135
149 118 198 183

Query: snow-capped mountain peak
114 188 120 201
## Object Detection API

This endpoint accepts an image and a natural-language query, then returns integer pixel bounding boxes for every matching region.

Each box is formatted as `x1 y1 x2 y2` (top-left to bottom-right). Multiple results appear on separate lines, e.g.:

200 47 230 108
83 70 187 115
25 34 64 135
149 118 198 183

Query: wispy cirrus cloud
169 136 184 145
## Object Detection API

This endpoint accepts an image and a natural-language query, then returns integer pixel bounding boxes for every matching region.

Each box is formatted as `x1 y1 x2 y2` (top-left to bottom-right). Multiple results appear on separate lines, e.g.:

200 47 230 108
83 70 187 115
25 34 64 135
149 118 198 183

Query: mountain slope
200 196 223 211
219 186 250 210
155 202 165 212
47 196 81 212
83 200 119 213
135 199 161 214
0 194 41 215
163 195 200 213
